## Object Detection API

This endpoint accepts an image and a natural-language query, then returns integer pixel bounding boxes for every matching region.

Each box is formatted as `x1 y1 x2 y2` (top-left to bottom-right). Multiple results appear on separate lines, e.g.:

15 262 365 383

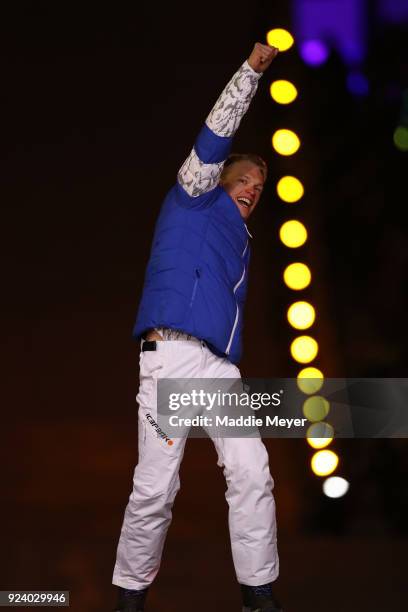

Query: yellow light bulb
287 301 315 330
290 335 318 363
267 28 294 52
279 220 307 248
303 396 329 422
276 176 304 203
297 367 324 394
311 449 339 477
272 129 301 156
270 80 298 104
283 263 311 290
307 422 334 449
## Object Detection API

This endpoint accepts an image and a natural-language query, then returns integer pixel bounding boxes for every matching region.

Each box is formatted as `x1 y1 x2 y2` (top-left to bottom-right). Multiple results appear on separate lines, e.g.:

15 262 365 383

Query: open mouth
236 197 253 208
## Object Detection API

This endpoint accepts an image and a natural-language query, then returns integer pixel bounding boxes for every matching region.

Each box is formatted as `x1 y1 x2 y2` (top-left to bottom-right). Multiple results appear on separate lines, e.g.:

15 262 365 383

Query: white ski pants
113 337 279 589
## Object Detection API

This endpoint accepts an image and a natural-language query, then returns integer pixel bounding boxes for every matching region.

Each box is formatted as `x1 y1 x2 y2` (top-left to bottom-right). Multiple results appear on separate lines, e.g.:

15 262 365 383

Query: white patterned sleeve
177 61 262 198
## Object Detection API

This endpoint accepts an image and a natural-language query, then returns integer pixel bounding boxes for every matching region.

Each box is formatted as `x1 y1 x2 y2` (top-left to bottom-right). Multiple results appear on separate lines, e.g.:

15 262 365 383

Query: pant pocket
138 416 147 461
140 349 164 378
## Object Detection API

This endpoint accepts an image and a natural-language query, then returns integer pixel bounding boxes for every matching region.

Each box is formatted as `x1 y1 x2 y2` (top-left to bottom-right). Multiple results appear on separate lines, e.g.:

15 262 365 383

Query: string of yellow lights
266 27 347 498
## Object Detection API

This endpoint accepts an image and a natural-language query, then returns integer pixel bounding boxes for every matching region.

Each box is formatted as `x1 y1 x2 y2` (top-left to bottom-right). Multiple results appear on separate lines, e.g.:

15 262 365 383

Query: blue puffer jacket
133 61 261 363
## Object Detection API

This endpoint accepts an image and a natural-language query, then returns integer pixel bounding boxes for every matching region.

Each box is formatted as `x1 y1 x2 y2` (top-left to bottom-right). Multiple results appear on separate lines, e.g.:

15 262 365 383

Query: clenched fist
247 42 279 73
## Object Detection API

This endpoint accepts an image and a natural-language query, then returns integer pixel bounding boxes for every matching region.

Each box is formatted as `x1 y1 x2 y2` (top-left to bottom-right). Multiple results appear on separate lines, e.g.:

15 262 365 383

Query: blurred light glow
279 220 308 248
287 301 315 329
293 0 366 66
378 0 408 24
307 422 334 449
393 126 408 151
299 39 329 66
277 176 304 203
270 80 298 104
267 28 294 52
290 335 318 363
283 263 312 290
347 71 369 96
272 129 301 156
323 476 349 498
303 396 329 422
311 449 339 476
297 367 324 394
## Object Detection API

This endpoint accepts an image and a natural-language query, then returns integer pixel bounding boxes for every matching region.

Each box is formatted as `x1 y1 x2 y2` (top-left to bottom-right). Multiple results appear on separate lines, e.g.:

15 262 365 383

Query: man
113 42 282 612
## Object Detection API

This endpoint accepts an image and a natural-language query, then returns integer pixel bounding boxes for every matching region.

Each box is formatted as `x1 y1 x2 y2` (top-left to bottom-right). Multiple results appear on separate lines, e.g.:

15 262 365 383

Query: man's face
220 161 265 220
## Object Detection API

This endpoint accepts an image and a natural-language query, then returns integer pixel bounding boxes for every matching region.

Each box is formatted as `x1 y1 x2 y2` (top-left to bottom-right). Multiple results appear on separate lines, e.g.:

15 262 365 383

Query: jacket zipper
189 268 200 307
225 264 246 355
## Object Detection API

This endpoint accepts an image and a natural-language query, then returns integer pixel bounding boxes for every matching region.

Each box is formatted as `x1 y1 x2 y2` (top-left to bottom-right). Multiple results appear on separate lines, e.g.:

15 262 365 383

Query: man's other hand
247 42 279 73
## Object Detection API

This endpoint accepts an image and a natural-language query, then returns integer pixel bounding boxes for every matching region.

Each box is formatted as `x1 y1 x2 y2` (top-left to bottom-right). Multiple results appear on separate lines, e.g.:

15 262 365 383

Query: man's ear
219 168 229 187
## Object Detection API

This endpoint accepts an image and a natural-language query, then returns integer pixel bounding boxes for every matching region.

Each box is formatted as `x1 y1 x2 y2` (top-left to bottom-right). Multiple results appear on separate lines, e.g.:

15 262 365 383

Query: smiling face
220 160 266 220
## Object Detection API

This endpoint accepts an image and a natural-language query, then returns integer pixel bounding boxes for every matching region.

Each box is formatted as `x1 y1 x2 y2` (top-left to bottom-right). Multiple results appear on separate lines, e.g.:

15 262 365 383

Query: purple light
300 40 330 66
292 0 366 66
378 0 408 24
346 71 369 97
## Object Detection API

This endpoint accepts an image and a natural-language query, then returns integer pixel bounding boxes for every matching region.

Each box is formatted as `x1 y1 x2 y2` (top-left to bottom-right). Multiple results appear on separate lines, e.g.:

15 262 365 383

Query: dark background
1 1 407 611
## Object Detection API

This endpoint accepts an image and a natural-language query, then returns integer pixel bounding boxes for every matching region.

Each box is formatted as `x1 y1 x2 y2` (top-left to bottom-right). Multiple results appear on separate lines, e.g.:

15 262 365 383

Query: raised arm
177 43 278 198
